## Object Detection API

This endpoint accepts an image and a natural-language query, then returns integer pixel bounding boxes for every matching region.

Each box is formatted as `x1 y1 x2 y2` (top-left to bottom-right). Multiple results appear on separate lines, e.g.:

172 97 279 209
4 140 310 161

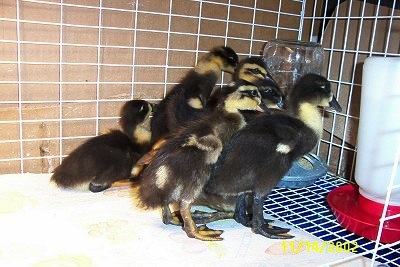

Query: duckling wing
268 123 302 154
181 134 223 165
205 129 271 195
205 114 308 196
182 134 222 151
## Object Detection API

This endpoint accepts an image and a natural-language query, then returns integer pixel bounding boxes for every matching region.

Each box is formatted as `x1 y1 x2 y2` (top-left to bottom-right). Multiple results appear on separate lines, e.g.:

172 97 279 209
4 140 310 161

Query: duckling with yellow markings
186 57 285 224
203 74 342 239
138 80 268 241
150 46 238 144
232 57 284 109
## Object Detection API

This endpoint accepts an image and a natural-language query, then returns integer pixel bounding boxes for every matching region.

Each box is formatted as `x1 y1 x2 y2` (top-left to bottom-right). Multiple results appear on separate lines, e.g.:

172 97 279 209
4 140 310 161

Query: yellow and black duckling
207 56 284 124
135 57 283 222
232 57 284 109
138 80 267 241
184 57 285 223
138 56 282 170
150 46 238 144
51 100 153 193
202 74 342 239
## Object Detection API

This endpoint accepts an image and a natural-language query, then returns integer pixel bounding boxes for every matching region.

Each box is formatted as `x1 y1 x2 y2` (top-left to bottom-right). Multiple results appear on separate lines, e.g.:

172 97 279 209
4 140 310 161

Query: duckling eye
251 68 262 75
244 90 259 97
316 80 330 92
262 89 274 96
228 56 238 65
139 105 145 113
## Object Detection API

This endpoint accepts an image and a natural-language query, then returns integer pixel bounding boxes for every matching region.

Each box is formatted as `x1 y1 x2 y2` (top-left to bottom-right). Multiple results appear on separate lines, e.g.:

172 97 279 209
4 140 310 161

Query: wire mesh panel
0 0 308 174
311 0 400 181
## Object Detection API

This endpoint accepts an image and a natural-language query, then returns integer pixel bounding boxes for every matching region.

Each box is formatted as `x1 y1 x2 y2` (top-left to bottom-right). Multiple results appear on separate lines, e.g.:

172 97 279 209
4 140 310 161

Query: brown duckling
138 80 267 241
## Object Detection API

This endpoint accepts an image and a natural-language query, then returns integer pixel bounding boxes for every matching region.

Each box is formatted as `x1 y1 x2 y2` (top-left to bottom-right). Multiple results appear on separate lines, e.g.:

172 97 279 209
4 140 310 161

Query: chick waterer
328 57 400 243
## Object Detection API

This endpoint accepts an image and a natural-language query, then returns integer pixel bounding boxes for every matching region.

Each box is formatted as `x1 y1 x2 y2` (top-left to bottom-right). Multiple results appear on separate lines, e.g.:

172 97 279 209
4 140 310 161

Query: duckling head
254 78 285 109
233 57 285 109
119 100 153 143
208 46 239 74
289 73 342 113
223 80 269 113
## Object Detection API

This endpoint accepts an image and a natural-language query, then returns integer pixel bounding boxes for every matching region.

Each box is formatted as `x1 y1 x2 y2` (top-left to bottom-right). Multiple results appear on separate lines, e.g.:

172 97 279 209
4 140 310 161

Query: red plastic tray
327 184 400 244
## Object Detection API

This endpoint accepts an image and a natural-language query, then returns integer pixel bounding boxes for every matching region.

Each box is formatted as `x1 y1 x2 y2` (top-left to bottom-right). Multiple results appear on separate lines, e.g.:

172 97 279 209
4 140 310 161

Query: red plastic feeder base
327 184 400 244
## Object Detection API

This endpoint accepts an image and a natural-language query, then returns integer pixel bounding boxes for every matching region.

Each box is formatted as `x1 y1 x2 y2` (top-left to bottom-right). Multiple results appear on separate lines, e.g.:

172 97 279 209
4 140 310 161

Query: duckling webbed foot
252 221 294 239
189 208 274 226
181 200 223 241
251 194 294 239
184 223 224 241
235 193 275 227
89 182 111 193
198 225 224 238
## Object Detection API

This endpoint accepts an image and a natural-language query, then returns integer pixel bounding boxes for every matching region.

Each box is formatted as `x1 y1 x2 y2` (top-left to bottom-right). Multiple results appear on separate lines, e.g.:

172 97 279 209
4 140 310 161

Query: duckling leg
234 193 252 227
191 210 234 224
162 207 230 226
191 209 274 225
234 193 275 226
160 202 214 226
251 193 294 239
180 199 223 241
161 202 182 225
189 193 273 225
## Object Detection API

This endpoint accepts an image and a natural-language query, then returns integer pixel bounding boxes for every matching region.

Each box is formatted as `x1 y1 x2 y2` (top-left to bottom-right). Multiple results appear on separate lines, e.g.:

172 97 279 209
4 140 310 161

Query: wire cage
0 0 399 265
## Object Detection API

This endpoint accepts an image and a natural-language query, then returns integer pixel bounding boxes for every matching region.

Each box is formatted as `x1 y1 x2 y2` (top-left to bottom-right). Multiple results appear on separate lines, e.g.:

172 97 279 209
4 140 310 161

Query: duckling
150 46 238 144
203 74 342 239
232 57 284 109
51 100 153 192
138 80 267 241
207 57 284 124
181 58 284 223
135 57 283 217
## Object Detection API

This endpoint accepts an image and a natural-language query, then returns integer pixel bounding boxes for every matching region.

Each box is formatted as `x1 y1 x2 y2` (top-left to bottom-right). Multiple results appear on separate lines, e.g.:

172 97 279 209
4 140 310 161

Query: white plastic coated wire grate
265 174 400 266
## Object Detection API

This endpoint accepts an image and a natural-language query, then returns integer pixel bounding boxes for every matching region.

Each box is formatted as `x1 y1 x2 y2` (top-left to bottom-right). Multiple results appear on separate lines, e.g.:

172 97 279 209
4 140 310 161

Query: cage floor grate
264 174 400 266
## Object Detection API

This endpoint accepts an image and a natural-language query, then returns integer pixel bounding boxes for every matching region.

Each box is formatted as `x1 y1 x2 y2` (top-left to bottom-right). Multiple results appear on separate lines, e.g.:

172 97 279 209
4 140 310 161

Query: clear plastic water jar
263 39 324 96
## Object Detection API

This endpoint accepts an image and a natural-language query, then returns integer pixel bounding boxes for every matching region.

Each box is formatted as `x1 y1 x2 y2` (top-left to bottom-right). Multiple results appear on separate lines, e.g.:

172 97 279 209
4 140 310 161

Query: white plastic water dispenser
356 57 400 207
328 57 400 244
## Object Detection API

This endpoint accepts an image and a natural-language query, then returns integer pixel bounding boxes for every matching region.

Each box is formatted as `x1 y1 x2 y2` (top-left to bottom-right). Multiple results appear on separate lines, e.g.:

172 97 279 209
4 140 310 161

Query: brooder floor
264 174 400 266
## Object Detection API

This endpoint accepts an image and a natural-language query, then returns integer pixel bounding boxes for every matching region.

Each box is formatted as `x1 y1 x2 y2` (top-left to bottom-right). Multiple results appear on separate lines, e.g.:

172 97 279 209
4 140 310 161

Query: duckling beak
256 100 271 114
224 66 236 74
329 95 342 112
258 84 286 110
151 103 158 115
277 95 286 109
263 73 280 90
